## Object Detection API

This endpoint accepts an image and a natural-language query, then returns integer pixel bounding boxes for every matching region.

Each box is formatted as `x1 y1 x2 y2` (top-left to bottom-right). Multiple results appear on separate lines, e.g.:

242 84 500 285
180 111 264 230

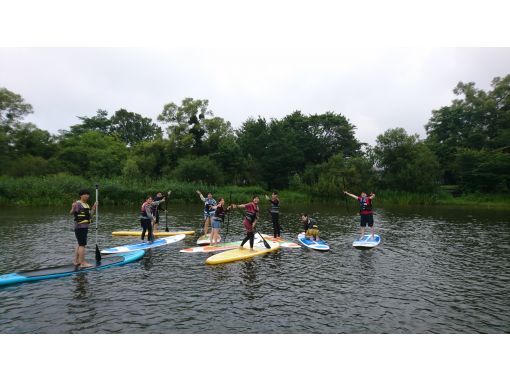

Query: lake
0 203 509 333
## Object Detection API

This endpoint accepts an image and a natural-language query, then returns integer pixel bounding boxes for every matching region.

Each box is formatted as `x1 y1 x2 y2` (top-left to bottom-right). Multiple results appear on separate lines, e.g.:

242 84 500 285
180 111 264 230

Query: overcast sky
1 47 509 145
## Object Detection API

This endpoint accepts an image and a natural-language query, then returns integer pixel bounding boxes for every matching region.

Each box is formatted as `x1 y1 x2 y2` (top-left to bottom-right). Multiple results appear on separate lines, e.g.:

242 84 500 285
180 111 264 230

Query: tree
172 156 224 185
109 109 162 146
374 128 440 193
0 87 33 128
69 109 111 135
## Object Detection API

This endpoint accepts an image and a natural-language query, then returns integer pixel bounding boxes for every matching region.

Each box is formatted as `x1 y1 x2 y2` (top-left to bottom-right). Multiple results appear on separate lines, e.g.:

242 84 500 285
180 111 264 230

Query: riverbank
0 174 509 209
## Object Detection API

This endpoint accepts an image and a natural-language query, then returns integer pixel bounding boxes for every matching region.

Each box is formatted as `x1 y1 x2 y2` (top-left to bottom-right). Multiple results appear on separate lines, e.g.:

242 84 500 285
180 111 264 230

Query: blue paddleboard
100 234 186 254
297 232 330 251
353 234 381 249
0 250 145 288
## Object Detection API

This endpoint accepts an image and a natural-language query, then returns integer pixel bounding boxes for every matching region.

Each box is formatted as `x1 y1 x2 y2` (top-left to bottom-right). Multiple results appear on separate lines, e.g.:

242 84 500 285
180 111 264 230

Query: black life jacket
152 196 163 214
304 217 318 230
269 198 280 214
74 201 91 224
359 197 373 213
140 201 150 218
214 205 226 222
204 198 217 215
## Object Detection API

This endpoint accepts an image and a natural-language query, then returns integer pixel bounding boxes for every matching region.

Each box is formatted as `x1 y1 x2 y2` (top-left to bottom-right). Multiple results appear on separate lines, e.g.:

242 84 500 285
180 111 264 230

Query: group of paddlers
69 188 376 268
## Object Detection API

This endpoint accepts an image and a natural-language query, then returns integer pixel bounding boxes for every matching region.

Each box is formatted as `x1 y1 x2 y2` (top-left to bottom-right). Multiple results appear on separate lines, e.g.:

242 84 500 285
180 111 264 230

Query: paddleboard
0 250 145 288
297 232 330 251
197 233 221 245
101 234 186 254
260 234 300 248
112 230 194 237
352 234 381 249
180 239 259 253
206 241 280 265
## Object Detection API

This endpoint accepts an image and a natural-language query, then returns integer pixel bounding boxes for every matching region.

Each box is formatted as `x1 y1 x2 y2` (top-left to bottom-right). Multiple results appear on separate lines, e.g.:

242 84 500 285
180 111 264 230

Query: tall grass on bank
0 174 296 206
0 174 508 208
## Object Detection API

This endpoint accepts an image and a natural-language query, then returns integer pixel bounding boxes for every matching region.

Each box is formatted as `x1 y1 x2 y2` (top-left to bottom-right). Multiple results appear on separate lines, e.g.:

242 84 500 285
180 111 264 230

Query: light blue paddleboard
297 233 330 251
101 234 186 254
0 250 145 288
353 234 381 249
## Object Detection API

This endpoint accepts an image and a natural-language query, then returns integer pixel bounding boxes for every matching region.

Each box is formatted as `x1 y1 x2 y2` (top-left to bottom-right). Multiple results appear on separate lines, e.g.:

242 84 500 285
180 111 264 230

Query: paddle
224 191 232 241
95 184 101 263
165 190 171 232
257 232 271 249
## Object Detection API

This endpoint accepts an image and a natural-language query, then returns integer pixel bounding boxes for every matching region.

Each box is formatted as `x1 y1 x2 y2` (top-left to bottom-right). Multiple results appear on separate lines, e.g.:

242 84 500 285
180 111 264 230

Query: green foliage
0 87 33 128
173 156 224 185
374 128 440 193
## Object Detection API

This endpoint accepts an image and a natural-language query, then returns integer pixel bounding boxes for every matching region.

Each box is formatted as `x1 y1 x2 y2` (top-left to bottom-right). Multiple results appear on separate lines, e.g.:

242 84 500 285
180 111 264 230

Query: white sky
1 1 509 146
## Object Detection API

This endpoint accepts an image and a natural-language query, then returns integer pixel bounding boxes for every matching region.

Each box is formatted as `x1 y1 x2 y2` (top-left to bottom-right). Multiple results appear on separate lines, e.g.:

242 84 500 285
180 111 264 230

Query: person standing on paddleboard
209 198 232 245
196 190 217 236
140 195 158 242
151 191 166 232
233 195 260 250
265 191 281 238
70 189 97 268
344 190 376 239
301 213 320 241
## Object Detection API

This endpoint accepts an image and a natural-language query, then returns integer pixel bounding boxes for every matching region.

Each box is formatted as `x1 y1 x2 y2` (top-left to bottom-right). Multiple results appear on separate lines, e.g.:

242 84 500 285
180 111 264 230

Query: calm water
0 203 509 333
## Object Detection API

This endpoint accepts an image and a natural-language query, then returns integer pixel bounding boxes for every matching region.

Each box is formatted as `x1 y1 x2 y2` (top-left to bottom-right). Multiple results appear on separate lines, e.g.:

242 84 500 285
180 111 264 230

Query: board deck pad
101 234 186 254
297 233 330 251
197 234 221 245
352 234 381 249
260 234 300 248
0 250 145 287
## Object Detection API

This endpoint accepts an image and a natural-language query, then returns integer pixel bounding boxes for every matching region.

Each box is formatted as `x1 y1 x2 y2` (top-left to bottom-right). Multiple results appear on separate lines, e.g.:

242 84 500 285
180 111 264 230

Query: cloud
1 47 509 145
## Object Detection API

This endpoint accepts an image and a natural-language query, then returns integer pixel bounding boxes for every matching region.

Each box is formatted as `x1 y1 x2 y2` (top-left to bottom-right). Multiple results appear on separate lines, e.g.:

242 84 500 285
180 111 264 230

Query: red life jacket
359 197 373 215
140 201 150 218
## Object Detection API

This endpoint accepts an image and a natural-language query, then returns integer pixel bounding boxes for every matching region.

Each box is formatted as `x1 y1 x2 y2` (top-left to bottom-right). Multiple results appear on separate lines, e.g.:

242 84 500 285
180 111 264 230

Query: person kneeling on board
301 213 320 241
151 191 166 232
232 195 260 250
140 195 163 243
70 189 97 268
343 190 376 239
209 198 232 245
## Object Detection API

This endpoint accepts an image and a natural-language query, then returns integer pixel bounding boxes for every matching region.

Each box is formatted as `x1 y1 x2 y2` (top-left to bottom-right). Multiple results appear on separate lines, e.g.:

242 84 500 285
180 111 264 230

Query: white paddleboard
352 234 381 249
101 234 186 254
297 233 330 251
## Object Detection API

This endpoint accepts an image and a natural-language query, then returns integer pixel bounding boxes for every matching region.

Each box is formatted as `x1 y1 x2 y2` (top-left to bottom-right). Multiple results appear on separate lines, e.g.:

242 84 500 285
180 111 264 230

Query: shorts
155 213 160 224
75 228 89 247
360 213 374 227
305 228 319 238
212 219 222 229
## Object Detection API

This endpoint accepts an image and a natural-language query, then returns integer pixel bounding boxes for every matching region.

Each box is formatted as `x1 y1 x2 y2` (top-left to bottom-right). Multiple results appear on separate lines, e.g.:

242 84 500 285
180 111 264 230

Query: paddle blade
258 232 271 249
95 244 101 262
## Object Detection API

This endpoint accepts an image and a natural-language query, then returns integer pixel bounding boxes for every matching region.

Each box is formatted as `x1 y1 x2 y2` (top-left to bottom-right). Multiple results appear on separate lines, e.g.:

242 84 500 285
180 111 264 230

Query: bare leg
154 223 159 233
360 226 365 239
203 217 210 236
370 225 375 239
78 246 92 268
74 246 79 265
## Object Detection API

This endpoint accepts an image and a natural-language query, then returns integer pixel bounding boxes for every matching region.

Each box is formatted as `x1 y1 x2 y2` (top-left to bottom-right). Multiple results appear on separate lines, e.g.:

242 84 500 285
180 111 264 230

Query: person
140 195 159 242
151 191 167 232
69 189 97 268
344 190 376 239
209 198 232 245
233 195 260 250
301 213 320 241
265 191 281 238
196 190 217 236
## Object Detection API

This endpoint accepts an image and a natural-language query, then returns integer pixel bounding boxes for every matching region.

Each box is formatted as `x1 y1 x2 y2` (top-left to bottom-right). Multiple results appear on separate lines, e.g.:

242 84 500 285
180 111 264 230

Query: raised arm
369 192 376 199
196 190 206 202
343 191 358 200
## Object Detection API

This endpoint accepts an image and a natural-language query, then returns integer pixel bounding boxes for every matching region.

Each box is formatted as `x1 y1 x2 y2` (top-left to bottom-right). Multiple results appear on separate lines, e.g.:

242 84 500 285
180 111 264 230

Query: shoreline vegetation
1 175 509 209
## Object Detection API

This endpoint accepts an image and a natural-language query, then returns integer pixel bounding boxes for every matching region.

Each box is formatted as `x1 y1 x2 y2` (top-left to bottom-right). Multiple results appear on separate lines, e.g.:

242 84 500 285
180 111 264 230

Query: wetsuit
140 201 155 241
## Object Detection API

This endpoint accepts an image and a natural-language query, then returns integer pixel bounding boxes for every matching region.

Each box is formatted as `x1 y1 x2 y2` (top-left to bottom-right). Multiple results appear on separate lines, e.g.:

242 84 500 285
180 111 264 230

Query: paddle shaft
95 184 101 262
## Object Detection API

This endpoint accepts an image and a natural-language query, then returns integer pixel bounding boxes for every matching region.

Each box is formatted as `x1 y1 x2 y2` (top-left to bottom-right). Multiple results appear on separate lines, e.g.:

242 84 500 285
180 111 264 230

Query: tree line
1 74 509 197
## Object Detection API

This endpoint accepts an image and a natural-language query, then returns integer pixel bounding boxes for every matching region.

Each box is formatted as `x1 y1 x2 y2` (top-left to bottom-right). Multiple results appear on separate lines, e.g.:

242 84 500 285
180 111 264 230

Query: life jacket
204 198 217 216
304 217 318 231
359 197 373 214
74 201 91 224
245 203 258 224
269 198 280 214
151 196 163 214
213 205 226 222
140 201 150 218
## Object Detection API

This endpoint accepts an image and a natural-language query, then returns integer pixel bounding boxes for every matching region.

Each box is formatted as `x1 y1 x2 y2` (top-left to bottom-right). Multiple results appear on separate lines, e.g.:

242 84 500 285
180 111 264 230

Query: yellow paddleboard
206 241 280 265
112 230 195 237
